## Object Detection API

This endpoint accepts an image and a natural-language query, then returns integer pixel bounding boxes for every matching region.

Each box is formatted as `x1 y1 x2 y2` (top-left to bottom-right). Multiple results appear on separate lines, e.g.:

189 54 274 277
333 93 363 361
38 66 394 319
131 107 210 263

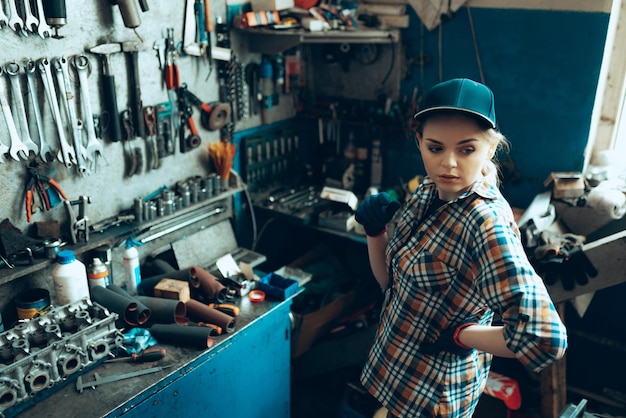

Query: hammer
88 43 123 142
122 41 145 140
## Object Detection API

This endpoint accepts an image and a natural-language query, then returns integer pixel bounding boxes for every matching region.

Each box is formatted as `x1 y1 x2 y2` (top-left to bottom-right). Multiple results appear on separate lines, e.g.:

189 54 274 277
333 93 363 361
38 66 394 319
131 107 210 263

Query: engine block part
0 298 123 415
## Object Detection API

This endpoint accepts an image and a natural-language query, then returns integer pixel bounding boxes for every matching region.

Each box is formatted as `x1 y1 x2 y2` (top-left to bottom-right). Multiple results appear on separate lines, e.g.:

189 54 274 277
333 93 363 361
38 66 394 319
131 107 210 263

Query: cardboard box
154 278 191 302
251 0 294 11
543 172 586 199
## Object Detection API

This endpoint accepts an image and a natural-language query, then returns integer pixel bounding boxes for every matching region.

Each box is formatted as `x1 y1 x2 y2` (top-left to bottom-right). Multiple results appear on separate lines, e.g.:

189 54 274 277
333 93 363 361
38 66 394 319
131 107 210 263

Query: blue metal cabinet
112 300 292 418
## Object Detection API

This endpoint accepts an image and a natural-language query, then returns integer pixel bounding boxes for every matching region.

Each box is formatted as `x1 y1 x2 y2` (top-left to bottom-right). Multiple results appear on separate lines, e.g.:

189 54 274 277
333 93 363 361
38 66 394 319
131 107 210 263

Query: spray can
123 240 141 295
90 245 113 286
51 250 90 306
87 258 110 290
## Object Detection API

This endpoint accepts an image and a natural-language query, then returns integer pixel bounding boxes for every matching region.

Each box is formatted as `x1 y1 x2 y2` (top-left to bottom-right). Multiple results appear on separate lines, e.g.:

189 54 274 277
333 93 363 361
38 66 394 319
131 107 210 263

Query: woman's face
416 113 494 201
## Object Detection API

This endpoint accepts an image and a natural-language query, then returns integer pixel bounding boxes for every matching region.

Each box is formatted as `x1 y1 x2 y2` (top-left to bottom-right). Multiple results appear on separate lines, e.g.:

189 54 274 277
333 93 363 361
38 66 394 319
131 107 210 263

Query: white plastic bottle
51 250 90 306
123 240 141 295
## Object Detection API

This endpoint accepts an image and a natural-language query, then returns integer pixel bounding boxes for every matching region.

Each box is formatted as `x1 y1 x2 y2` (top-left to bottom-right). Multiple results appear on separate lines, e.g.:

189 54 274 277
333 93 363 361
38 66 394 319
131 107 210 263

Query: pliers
25 169 68 222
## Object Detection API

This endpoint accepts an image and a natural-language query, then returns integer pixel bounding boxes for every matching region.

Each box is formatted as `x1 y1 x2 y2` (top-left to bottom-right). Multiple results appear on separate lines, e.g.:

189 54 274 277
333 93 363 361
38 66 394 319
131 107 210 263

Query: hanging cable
467 4 485 84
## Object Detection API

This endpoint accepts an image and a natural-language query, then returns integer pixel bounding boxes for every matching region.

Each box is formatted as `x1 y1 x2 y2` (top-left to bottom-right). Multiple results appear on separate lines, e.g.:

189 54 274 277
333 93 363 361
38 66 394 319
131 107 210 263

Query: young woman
355 78 568 417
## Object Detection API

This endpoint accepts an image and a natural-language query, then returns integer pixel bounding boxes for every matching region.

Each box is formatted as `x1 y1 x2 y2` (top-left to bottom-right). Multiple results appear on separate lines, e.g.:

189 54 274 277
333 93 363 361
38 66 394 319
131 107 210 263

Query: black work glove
560 245 598 290
355 192 401 237
420 322 477 356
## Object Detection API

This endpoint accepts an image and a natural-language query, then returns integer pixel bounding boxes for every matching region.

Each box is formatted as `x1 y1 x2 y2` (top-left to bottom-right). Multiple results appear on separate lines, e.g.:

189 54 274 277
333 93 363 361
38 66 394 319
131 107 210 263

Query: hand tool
0 67 29 161
164 27 180 136
0 4 8 29
7 0 24 35
23 59 56 163
106 348 166 363
194 0 209 58
155 101 173 157
182 0 202 57
53 56 88 175
42 0 66 38
207 303 240 317
143 106 159 169
177 91 201 153
121 41 145 141
34 0 52 38
5 62 39 158
121 109 140 177
88 43 123 142
152 38 167 70
72 54 104 164
76 365 172 393
22 0 40 35
111 0 143 42
178 84 231 131
37 57 76 168
64 195 91 244
24 168 68 221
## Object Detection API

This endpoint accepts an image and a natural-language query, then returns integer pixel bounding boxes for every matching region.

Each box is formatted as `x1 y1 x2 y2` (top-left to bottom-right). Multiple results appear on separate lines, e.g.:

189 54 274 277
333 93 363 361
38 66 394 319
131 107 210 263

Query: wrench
37 57 76 168
7 0 24 35
0 67 28 160
72 55 103 163
23 59 56 162
144 105 159 169
5 62 39 157
0 4 8 29
53 56 87 174
22 0 39 34
34 0 51 38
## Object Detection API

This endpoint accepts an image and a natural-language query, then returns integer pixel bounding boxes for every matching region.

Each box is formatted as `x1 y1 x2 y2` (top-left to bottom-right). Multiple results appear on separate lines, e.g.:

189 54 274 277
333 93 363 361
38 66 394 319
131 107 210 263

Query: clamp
64 196 91 244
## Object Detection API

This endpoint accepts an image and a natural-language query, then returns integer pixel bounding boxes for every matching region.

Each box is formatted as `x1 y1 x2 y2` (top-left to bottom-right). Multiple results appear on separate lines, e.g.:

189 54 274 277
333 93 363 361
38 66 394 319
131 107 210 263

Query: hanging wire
467 4 485 84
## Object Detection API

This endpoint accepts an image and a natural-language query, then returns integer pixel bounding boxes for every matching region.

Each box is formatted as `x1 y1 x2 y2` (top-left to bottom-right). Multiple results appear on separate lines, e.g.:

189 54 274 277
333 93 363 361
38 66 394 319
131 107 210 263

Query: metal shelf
240 27 400 54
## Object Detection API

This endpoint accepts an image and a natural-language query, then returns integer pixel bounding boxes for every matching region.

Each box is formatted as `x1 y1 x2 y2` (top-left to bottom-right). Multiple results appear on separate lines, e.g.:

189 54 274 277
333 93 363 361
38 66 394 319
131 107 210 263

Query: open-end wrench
5 62 39 157
34 0 51 38
7 0 24 35
22 0 39 35
0 4 8 29
37 57 76 168
23 59 56 163
53 56 87 174
72 55 103 164
0 67 28 160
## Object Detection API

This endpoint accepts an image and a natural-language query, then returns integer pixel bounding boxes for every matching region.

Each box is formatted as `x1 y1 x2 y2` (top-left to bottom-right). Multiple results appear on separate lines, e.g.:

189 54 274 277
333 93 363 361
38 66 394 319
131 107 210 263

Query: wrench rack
0 299 123 417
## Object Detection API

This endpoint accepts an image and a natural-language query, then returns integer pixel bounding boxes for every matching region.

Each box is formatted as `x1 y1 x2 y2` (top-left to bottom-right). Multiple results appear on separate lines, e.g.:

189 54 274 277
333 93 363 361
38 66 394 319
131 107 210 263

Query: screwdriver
208 303 240 317
106 348 166 363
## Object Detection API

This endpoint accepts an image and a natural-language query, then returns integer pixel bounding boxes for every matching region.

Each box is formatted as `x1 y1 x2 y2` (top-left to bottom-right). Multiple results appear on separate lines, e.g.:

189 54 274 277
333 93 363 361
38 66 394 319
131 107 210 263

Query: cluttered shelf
0 187 242 287
238 26 400 54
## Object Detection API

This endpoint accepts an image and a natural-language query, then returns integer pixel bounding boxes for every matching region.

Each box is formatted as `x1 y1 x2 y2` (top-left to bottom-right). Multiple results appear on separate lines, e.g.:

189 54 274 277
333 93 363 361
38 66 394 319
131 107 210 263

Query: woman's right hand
355 192 400 237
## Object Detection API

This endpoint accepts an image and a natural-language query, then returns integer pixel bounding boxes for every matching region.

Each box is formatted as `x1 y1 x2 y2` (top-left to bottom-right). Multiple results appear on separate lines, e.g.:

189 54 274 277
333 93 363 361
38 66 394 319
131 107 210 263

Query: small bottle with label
123 240 142 295
87 258 110 291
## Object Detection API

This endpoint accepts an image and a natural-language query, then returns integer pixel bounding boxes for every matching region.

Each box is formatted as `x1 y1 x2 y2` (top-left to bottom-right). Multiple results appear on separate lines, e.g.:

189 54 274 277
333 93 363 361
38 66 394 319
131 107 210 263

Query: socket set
243 130 301 194
134 174 228 223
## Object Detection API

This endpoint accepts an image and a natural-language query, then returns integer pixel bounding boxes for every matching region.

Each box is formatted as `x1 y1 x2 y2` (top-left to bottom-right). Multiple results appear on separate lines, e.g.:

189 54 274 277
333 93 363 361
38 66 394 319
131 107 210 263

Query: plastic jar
51 250 90 306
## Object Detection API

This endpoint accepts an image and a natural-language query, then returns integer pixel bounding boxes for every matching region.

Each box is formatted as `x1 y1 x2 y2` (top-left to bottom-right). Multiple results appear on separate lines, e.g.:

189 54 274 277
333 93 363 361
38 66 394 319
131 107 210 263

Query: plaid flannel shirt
360 176 568 418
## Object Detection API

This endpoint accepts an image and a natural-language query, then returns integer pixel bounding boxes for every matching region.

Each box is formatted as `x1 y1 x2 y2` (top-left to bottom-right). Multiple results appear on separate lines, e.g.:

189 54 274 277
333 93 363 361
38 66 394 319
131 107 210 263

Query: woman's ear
487 146 496 159
414 132 422 149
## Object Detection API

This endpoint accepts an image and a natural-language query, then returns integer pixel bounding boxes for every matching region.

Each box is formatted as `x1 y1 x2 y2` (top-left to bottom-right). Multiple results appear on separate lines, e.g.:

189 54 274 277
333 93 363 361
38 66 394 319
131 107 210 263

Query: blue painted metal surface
107 301 292 418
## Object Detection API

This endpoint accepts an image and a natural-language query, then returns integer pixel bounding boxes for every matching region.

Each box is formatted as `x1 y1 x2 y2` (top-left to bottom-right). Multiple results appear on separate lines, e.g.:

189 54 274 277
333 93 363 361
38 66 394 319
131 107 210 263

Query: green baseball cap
413 78 496 129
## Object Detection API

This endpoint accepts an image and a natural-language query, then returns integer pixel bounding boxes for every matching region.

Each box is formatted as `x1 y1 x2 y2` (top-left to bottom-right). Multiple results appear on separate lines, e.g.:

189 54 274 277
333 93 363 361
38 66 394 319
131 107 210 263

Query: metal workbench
13 294 294 418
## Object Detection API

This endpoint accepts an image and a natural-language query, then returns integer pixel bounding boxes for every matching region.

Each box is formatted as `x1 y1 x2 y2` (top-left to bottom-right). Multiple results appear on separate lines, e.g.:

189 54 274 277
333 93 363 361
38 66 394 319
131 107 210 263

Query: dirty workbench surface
13 294 290 418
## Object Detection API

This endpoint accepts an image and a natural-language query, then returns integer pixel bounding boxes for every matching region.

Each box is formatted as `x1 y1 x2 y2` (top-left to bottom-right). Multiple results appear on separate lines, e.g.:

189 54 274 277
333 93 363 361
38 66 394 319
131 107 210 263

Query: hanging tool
72 55 104 166
65 195 91 244
4 62 39 158
34 0 52 38
23 59 56 163
76 365 172 393
143 106 159 169
177 91 201 153
207 303 240 317
53 56 88 175
42 0 67 38
122 41 145 141
37 58 76 168
22 0 40 35
24 168 68 222
182 0 201 57
178 84 231 131
0 66 29 161
88 43 123 143
7 0 24 35
110 0 143 42
164 28 180 141
106 348 166 363
121 109 141 177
